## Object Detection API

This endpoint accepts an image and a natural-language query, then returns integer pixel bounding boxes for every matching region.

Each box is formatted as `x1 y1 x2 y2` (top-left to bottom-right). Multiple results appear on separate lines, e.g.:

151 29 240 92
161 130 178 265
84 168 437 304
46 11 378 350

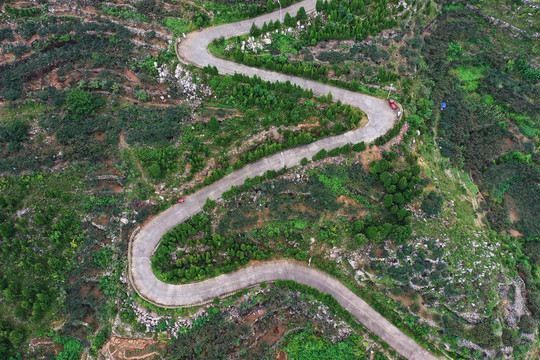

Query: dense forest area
422 4 539 237
0 0 538 359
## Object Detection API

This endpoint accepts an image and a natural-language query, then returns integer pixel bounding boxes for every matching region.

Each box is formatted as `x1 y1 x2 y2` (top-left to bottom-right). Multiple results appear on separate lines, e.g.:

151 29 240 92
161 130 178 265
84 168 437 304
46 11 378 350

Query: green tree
209 116 219 132
284 12 295 27
203 197 217 212
383 194 393 208
421 191 443 216
8 329 24 346
296 7 307 22
149 162 162 179
66 89 102 119
266 0 274 11
136 90 149 102
354 233 368 247
393 192 404 205
316 0 324 12
0 221 15 239
250 23 261 37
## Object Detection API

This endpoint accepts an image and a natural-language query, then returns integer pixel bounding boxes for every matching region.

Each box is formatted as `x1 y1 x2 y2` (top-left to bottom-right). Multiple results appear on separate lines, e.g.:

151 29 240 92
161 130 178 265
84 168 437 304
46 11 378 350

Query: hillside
0 0 538 359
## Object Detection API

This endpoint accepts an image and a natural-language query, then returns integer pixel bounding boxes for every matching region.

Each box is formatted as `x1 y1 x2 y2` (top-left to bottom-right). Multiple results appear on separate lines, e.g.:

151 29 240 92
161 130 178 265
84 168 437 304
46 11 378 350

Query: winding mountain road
129 2 439 359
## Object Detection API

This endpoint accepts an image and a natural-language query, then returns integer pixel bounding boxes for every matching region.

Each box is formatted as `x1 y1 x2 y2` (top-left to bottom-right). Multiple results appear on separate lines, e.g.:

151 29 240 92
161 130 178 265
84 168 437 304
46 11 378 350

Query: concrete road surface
129 1 440 359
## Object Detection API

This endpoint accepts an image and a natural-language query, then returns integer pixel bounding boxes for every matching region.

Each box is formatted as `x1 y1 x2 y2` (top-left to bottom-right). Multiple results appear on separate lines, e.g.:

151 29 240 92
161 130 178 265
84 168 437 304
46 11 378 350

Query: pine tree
250 22 261 37
296 7 307 23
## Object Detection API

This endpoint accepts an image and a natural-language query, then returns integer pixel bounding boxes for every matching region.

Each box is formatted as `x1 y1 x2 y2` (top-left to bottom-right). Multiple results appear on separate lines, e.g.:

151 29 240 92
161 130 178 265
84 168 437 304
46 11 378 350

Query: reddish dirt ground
336 194 360 207
124 69 140 83
103 336 166 360
96 181 124 193
359 145 382 171
508 229 523 238
93 212 111 226
80 283 104 301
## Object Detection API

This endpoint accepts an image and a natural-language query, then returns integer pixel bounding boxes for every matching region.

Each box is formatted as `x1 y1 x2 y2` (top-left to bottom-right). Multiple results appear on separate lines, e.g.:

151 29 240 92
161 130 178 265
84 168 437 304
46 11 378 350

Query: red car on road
389 99 398 109
177 198 185 204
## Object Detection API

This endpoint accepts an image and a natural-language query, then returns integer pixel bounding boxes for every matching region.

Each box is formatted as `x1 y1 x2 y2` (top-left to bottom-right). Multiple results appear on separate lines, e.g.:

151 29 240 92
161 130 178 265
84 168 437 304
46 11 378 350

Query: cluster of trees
208 0 300 25
479 155 540 236
119 105 189 145
276 278 430 346
196 73 365 183
250 0 398 42
0 120 29 148
208 73 364 128
275 279 365 331
222 169 284 200
315 0 398 42
0 28 14 41
5 5 42 17
152 214 272 283
0 173 100 354
0 319 25 357
136 145 181 180
244 0 398 46
423 7 539 238
346 155 422 245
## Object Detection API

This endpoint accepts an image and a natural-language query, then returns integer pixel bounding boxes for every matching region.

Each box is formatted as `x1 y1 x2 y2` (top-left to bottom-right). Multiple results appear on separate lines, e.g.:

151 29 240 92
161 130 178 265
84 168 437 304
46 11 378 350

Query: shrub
0 120 29 143
352 141 366 152
410 303 420 314
66 89 103 119
518 315 536 333
312 148 328 161
136 90 149 102
421 191 443 216
203 198 217 212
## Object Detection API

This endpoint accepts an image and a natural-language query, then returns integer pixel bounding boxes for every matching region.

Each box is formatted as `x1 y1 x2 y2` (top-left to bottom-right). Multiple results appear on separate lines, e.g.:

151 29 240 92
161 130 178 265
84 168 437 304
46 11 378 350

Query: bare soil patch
102 336 166 360
508 229 523 238
359 145 382 171
336 195 359 207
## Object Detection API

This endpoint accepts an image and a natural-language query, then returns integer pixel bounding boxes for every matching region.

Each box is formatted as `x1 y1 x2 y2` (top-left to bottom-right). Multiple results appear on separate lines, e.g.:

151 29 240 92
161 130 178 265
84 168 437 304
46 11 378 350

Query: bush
312 148 328 161
66 89 103 119
136 90 149 102
518 315 536 334
421 191 443 216
203 198 217 212
352 141 366 152
501 328 518 347
300 157 308 166
0 120 29 143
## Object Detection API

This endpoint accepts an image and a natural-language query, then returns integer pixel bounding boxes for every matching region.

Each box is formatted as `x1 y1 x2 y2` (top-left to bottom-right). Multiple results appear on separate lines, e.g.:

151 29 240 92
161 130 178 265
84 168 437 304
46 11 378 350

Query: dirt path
119 133 149 183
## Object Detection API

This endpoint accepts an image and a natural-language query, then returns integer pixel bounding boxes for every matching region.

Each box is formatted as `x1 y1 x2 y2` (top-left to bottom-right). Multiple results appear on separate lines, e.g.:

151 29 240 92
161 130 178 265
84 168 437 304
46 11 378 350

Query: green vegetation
423 3 539 237
282 330 367 359
1 0 538 358
155 153 421 282
165 283 392 359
